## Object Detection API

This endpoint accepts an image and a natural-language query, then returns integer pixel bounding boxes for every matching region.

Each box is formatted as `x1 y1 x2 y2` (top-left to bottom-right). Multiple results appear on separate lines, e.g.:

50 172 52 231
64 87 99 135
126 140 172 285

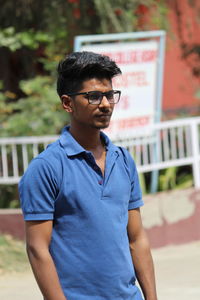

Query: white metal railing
1 117 200 187
0 136 58 184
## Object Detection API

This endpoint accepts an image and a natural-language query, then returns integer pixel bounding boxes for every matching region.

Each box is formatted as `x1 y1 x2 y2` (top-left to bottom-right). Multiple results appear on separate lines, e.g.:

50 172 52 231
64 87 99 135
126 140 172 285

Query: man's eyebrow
87 90 113 93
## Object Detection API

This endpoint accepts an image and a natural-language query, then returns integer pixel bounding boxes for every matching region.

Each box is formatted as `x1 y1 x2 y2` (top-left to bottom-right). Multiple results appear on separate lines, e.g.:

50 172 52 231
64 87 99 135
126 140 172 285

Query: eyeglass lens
88 91 120 104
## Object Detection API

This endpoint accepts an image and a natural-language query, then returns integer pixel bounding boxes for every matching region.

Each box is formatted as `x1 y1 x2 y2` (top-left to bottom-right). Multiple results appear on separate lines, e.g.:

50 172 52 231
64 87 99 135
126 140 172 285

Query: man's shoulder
38 138 65 161
116 145 129 155
114 145 137 179
26 139 66 174
115 145 134 163
19 139 65 186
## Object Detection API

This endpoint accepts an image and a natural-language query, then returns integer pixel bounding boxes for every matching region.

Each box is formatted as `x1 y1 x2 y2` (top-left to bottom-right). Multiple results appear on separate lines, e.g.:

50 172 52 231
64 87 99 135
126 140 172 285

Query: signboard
75 31 165 140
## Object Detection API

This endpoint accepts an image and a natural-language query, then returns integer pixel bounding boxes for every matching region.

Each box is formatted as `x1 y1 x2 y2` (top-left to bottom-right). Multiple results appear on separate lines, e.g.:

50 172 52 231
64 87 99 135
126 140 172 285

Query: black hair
57 51 121 98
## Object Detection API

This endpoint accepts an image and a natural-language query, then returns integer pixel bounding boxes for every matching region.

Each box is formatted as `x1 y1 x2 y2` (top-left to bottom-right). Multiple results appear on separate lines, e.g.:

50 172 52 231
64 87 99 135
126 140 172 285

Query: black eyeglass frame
67 90 121 105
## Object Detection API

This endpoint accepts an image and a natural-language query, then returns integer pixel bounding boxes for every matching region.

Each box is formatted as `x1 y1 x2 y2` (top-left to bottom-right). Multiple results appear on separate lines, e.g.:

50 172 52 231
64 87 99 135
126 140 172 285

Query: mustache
97 107 113 114
95 112 112 117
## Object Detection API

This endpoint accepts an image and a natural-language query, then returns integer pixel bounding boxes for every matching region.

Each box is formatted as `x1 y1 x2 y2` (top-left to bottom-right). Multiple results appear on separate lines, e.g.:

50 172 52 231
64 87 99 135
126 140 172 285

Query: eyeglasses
67 90 121 105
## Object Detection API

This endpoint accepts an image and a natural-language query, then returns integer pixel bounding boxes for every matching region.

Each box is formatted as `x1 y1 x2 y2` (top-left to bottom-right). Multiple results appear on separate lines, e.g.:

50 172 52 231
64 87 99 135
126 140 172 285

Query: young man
19 51 157 300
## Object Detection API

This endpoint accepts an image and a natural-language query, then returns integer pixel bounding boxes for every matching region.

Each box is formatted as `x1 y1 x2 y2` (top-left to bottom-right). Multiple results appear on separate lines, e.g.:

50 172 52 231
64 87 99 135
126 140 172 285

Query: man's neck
69 123 107 175
69 124 104 151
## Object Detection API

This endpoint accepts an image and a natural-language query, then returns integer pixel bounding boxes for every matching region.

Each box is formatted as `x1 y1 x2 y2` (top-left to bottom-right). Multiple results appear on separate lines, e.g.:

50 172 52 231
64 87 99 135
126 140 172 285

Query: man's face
64 78 115 130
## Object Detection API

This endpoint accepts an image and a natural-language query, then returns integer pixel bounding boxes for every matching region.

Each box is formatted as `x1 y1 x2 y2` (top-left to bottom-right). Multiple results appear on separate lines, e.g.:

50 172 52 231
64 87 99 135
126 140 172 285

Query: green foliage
195 88 200 100
159 167 177 191
138 166 193 195
158 167 193 191
0 27 53 52
1 77 68 137
151 0 169 30
0 185 19 209
93 0 168 33
139 173 147 195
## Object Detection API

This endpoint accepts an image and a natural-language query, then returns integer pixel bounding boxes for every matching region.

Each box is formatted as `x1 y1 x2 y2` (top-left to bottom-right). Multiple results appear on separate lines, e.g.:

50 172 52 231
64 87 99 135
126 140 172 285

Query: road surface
0 241 200 300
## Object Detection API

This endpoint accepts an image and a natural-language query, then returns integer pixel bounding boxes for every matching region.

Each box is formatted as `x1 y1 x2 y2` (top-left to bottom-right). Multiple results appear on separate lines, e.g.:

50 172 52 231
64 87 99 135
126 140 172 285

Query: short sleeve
19 158 58 221
119 147 144 210
128 162 144 210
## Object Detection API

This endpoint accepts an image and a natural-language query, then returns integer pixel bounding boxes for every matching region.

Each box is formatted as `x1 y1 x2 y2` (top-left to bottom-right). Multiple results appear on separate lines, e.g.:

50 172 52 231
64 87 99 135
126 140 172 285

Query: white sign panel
81 41 158 139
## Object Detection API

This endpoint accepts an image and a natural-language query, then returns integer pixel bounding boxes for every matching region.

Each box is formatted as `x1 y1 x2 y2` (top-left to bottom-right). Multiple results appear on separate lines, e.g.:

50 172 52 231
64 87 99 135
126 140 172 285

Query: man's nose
99 95 110 107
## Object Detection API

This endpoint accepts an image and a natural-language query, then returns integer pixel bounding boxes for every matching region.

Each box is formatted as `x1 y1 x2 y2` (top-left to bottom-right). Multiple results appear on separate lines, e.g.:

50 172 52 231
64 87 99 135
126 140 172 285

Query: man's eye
106 92 114 99
89 93 100 100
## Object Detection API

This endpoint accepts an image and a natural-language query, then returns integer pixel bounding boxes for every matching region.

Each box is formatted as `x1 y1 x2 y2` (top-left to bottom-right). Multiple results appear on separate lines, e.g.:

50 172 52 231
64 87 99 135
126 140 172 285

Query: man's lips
95 113 112 118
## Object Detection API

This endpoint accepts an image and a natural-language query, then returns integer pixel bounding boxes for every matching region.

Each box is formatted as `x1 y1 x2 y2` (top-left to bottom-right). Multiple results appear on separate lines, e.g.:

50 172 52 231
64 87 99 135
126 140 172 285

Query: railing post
150 131 160 193
191 121 200 188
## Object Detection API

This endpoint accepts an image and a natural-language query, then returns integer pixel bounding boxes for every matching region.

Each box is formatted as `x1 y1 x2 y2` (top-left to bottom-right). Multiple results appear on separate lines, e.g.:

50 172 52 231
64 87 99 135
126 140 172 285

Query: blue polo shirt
19 126 144 300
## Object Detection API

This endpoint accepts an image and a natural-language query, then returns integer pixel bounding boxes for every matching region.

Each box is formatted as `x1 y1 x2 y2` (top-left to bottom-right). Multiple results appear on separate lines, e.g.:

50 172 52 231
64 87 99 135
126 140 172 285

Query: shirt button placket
93 165 98 172
92 164 103 186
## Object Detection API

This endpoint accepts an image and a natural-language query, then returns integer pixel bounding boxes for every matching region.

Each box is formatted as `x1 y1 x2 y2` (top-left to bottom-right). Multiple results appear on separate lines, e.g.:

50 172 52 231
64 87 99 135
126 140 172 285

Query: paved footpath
152 241 200 300
0 241 200 300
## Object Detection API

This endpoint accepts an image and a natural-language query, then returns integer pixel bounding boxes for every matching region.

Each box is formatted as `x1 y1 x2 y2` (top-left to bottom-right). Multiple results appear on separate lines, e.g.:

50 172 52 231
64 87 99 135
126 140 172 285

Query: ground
153 241 200 300
0 241 200 300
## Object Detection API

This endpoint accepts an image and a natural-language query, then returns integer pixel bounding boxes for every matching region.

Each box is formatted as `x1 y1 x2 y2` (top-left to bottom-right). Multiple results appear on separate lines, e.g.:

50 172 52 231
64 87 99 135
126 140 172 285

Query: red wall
142 188 200 248
1 188 200 248
0 209 25 240
162 0 200 118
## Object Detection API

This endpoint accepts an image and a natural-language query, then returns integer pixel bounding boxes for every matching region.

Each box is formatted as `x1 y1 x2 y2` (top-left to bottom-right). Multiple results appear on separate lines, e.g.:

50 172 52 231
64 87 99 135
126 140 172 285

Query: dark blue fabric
19 126 144 300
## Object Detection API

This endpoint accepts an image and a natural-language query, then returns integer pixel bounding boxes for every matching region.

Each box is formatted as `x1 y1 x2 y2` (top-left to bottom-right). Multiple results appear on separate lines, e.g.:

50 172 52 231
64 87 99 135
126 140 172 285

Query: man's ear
61 95 73 113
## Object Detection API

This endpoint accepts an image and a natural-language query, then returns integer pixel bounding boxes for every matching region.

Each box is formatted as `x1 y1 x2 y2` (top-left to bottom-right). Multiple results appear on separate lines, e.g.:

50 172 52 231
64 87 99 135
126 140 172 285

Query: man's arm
25 220 67 300
127 208 157 300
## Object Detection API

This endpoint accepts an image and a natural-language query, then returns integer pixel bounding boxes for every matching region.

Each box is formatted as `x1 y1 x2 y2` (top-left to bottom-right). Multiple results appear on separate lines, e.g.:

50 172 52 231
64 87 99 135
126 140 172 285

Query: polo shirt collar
100 130 120 154
59 125 120 157
59 126 85 156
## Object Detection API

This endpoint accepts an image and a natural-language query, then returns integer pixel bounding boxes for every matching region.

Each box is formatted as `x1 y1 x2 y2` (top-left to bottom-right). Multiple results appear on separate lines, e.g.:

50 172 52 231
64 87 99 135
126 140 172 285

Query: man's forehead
80 78 112 91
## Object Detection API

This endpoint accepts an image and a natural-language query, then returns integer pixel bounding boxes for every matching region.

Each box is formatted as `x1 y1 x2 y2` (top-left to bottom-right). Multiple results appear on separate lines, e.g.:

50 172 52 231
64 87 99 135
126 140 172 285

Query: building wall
162 0 200 118
0 209 25 240
1 188 200 248
142 188 200 248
